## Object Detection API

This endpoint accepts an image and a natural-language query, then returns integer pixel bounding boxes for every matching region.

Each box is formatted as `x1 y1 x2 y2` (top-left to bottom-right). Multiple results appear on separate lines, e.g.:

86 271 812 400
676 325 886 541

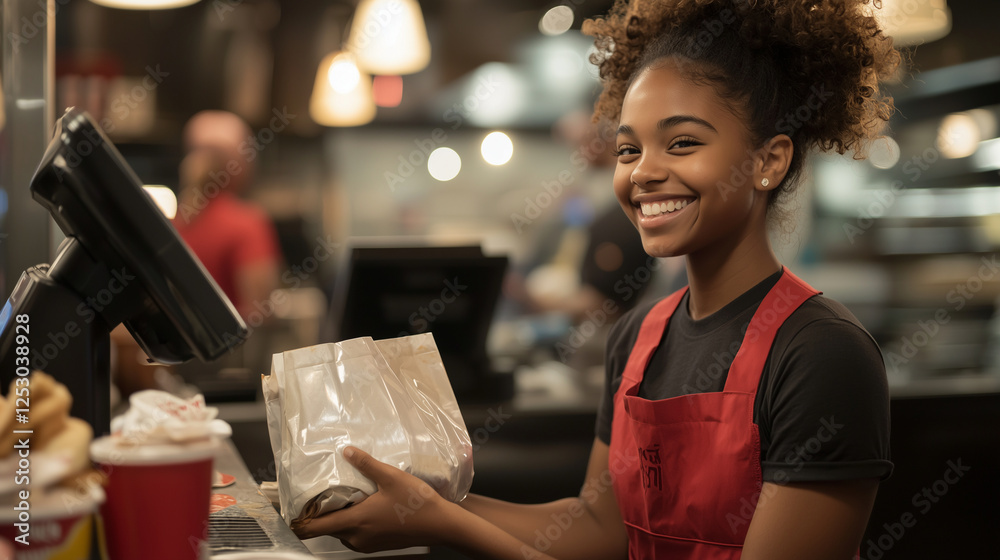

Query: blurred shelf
890 56 1000 121
889 373 1000 398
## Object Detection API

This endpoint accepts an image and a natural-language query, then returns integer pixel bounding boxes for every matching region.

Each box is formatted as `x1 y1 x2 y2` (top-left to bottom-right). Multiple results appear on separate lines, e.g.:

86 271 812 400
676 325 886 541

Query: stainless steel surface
1 0 54 294
211 439 312 556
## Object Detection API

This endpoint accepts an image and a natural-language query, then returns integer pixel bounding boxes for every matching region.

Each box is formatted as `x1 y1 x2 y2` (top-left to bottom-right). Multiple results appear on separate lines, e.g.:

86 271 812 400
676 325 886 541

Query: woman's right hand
292 447 453 552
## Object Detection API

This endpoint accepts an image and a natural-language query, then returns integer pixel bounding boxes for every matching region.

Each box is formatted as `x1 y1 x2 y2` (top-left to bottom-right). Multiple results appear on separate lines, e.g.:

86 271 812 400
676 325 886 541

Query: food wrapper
263 333 473 527
110 390 232 445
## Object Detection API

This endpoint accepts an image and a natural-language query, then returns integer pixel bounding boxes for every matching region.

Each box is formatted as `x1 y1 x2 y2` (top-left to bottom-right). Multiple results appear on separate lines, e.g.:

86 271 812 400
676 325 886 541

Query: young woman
294 1 897 558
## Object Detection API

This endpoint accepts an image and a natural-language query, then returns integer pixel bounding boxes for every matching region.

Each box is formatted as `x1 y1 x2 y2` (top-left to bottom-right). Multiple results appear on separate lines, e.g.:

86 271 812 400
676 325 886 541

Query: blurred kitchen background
1 0 998 558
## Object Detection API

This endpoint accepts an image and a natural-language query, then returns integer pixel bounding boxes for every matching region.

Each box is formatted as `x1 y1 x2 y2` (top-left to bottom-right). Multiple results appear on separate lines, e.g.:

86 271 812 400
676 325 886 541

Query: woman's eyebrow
657 115 717 133
616 115 718 138
616 124 635 137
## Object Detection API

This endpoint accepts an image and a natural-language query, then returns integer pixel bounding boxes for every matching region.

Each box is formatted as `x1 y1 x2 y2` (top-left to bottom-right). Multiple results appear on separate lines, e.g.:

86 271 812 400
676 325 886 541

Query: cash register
0 107 249 436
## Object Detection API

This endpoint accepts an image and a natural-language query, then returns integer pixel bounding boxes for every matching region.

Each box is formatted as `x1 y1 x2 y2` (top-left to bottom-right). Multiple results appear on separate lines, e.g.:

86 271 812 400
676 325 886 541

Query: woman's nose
630 155 668 187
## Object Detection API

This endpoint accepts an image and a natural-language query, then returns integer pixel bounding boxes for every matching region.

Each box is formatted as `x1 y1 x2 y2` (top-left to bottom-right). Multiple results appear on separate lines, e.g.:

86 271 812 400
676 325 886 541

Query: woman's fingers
343 446 399 487
293 505 359 540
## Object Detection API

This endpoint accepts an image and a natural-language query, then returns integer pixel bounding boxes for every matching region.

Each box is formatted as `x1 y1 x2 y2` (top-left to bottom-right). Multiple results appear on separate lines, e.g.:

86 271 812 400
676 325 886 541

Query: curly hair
583 0 900 206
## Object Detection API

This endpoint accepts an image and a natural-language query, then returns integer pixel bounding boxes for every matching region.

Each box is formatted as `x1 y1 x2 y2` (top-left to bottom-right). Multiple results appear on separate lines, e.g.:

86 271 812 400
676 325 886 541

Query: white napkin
111 390 231 444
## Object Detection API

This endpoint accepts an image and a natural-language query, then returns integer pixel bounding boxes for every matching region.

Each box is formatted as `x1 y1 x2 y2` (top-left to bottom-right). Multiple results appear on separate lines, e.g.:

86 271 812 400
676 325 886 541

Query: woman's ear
756 134 793 192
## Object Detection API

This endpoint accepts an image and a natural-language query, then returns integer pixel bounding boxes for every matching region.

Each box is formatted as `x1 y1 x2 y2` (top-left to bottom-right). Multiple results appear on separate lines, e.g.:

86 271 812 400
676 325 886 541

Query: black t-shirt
596 269 893 483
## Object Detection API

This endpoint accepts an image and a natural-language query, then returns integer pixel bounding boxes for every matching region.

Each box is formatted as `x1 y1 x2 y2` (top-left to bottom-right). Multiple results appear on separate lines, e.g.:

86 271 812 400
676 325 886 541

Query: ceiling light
937 113 981 159
428 147 461 181
539 6 574 36
463 63 528 127
310 52 376 127
143 185 177 219
328 56 361 94
481 132 513 165
347 0 431 75
869 136 901 169
868 0 951 46
89 0 200 9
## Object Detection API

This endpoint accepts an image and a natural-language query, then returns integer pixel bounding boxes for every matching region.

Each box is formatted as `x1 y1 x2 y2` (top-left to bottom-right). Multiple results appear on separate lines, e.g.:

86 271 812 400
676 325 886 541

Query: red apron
610 267 819 559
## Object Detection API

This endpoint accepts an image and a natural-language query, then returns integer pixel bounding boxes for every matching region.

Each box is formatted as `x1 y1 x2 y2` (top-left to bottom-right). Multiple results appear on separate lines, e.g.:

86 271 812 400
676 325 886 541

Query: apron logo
638 445 662 490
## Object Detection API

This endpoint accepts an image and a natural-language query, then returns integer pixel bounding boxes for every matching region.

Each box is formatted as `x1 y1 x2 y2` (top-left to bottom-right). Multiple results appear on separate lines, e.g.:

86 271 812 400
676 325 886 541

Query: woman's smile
634 196 696 227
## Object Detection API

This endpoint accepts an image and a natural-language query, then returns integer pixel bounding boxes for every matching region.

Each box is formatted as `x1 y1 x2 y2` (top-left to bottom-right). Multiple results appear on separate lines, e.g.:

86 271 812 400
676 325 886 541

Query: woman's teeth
640 199 690 216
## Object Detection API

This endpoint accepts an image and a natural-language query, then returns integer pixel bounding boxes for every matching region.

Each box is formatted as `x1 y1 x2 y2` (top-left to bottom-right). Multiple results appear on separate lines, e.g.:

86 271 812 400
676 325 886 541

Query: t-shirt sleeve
760 318 893 483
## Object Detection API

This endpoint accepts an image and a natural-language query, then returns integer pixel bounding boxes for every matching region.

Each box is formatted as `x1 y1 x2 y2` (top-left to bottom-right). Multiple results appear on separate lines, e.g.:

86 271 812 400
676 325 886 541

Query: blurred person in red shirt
172 110 281 319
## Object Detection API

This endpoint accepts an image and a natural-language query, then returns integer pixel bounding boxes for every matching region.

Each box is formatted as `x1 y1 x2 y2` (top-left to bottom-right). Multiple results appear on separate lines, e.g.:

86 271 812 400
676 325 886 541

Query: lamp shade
309 52 376 127
870 0 951 46
89 0 200 9
347 0 431 75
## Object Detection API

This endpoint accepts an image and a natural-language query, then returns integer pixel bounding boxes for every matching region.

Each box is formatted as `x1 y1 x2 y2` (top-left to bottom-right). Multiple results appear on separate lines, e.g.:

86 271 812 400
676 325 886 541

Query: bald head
184 110 254 191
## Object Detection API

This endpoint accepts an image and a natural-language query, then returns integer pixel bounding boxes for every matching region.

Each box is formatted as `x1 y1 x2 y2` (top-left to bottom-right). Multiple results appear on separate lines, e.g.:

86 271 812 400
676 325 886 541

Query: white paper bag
263 333 474 526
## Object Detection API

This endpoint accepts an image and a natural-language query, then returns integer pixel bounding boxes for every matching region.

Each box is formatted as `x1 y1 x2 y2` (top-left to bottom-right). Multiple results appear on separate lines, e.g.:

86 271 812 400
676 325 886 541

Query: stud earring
761 178 770 187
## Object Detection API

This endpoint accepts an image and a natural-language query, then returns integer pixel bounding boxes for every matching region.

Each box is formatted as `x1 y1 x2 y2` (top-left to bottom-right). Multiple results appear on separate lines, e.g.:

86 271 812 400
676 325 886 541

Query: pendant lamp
89 0 200 9
870 0 951 46
346 0 430 75
309 51 376 127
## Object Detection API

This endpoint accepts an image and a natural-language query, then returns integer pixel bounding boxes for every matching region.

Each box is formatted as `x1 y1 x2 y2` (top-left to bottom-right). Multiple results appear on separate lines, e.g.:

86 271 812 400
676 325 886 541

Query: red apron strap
619 287 688 390
723 267 820 395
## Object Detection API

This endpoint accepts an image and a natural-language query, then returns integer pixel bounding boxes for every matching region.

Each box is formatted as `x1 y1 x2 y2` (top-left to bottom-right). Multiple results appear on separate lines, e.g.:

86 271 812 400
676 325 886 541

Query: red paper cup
90 436 219 560
0 483 104 559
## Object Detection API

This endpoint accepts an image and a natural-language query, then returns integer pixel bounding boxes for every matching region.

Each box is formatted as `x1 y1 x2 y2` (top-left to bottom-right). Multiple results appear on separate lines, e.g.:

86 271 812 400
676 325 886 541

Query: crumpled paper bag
263 333 474 526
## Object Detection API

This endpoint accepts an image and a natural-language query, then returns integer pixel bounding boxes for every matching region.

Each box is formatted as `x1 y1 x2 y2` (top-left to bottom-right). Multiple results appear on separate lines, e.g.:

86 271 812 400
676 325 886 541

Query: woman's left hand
291 447 453 553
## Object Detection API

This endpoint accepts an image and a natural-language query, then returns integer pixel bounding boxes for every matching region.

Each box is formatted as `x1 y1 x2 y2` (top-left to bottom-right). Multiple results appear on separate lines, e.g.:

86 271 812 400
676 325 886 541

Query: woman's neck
684 222 780 320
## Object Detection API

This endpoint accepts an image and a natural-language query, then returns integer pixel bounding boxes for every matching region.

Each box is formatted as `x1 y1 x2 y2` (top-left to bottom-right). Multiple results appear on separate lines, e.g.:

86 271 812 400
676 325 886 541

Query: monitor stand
0 238 139 436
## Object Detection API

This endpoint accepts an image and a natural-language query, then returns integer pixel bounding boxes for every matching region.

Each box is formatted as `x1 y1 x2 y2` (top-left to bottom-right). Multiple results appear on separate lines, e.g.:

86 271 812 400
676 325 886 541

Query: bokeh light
428 147 462 181
481 132 514 165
